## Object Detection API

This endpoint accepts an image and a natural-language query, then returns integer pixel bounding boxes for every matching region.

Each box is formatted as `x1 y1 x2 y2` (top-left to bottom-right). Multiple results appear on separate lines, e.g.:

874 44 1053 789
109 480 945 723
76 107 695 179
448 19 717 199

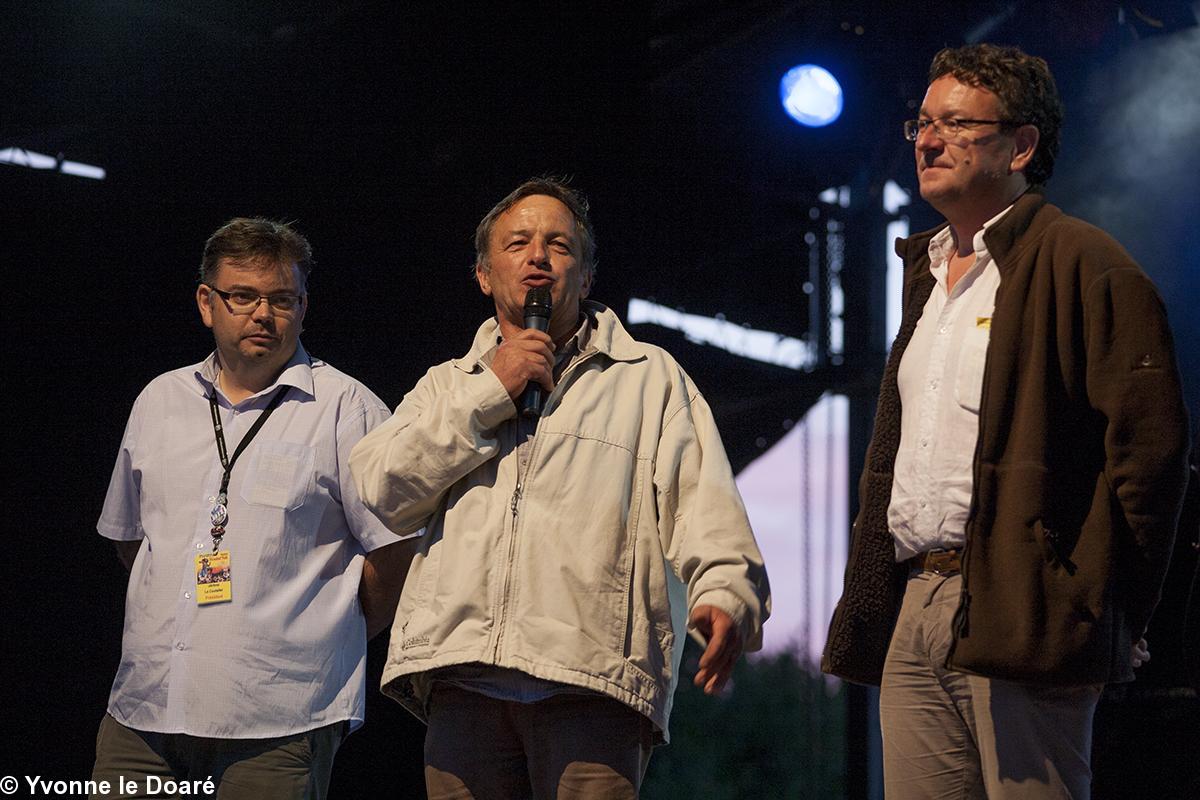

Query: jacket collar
453 301 647 373
895 190 1056 283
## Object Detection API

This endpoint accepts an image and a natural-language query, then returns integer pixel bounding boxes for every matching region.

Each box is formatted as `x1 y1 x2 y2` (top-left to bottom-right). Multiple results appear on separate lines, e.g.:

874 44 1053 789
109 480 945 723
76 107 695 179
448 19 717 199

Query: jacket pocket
626 615 675 685
619 457 648 657
1034 519 1079 576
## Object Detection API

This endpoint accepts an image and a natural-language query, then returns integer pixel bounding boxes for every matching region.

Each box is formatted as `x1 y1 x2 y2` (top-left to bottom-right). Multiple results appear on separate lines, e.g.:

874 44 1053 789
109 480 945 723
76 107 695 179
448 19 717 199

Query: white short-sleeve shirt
98 345 403 738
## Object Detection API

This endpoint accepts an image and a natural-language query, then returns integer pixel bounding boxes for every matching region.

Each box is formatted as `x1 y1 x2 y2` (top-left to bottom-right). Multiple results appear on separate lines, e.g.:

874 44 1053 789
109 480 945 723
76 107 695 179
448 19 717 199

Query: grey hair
473 177 597 281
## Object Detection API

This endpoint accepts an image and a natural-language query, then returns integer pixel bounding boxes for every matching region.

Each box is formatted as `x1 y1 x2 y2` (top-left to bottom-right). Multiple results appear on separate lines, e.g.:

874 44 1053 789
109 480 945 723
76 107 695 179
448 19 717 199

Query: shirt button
928 380 939 390
184 592 192 599
938 325 949 334
920 501 928 508
176 642 185 651
920 439 929 448
196 543 205 550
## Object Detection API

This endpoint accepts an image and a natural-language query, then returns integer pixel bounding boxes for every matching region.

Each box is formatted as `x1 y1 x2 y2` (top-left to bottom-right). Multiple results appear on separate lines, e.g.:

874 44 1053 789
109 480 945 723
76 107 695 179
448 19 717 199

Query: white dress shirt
98 345 403 738
888 204 1014 561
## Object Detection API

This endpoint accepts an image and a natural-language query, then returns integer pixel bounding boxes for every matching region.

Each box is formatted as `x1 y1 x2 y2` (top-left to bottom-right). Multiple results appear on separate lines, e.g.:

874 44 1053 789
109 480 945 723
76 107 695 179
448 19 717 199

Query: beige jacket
350 303 770 735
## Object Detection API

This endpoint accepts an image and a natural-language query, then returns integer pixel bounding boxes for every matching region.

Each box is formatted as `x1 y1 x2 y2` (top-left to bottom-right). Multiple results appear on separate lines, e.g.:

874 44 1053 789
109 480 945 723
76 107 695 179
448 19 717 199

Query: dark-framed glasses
205 285 305 315
903 117 1020 142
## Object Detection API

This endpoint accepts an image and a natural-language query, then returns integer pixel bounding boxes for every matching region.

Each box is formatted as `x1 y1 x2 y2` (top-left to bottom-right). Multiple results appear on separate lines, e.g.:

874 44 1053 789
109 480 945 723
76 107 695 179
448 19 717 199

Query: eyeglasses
903 117 1020 142
205 285 305 315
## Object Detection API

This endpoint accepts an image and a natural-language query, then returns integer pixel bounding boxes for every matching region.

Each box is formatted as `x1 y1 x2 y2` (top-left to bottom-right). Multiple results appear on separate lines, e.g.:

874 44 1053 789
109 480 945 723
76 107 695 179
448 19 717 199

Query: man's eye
506 239 527 249
230 292 259 305
551 242 570 253
269 295 296 308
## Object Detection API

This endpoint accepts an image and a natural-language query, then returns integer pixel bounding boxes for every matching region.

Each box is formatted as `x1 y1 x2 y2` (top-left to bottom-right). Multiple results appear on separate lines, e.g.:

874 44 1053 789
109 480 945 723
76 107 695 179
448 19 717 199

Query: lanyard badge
195 550 232 604
199 384 288 604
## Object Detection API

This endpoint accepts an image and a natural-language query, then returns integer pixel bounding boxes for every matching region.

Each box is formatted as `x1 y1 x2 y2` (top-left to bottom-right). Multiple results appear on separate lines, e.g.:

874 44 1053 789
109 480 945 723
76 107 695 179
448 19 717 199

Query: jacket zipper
492 472 528 660
490 347 601 661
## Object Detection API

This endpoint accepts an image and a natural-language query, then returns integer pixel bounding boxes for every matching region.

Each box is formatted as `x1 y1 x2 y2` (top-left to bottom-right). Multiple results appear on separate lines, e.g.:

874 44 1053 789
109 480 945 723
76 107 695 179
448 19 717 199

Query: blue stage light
780 64 843 127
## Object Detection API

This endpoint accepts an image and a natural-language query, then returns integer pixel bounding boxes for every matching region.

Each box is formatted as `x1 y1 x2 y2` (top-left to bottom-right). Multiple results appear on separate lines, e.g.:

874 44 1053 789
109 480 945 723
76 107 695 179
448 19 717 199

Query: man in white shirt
823 44 1189 798
92 218 414 799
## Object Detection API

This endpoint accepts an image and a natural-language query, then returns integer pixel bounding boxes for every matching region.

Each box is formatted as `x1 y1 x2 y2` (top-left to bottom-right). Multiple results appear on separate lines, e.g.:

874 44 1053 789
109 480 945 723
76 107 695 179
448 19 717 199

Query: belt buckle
926 549 958 575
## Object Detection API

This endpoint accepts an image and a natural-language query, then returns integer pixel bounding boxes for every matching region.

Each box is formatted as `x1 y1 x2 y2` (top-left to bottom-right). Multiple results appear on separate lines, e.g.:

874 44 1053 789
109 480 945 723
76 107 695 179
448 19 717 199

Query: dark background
3 2 1197 797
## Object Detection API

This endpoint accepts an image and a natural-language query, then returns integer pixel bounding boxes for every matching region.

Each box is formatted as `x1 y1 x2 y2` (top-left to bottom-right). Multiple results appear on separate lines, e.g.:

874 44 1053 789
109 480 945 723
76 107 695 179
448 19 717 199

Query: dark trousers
424 684 654 800
90 713 344 800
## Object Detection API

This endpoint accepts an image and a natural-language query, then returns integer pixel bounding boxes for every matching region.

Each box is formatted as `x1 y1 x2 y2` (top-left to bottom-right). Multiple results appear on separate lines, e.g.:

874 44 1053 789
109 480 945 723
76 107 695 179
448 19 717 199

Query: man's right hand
490 329 556 403
1131 637 1151 669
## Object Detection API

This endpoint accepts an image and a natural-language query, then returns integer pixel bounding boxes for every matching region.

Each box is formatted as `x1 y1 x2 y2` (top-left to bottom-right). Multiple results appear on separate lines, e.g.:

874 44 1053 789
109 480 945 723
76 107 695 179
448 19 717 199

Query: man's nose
250 298 274 321
528 240 551 267
914 123 942 151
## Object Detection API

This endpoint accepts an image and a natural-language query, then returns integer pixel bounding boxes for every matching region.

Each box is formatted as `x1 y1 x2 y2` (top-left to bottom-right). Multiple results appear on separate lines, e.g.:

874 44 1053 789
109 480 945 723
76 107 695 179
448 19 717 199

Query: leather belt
909 548 962 575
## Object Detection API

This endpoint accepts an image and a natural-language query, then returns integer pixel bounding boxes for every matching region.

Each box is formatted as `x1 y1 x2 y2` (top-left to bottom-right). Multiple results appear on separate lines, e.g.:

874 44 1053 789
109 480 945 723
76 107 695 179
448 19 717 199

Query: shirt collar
474 311 593 370
193 343 315 401
926 199 1019 271
555 311 594 365
491 310 592 350
455 302 642 373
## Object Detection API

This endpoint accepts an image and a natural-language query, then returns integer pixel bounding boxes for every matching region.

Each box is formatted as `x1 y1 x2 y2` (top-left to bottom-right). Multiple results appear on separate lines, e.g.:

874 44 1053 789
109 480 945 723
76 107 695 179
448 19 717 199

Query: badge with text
195 550 232 605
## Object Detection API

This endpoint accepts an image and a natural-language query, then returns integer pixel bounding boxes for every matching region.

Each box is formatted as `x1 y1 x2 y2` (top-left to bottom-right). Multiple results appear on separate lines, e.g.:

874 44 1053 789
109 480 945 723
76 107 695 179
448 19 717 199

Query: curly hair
930 44 1064 187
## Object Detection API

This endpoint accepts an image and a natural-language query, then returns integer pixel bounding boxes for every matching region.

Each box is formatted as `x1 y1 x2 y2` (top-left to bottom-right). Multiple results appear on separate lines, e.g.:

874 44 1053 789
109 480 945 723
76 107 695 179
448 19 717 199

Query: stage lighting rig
0 147 106 180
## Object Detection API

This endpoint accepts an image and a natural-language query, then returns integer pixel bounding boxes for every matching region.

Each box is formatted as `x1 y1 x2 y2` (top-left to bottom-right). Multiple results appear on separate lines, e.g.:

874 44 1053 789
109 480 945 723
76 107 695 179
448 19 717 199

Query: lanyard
206 385 288 550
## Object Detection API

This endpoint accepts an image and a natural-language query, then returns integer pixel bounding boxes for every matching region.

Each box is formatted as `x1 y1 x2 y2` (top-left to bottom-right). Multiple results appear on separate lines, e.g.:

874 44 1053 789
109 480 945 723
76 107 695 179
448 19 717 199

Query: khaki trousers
880 572 1102 799
90 713 344 800
424 683 654 800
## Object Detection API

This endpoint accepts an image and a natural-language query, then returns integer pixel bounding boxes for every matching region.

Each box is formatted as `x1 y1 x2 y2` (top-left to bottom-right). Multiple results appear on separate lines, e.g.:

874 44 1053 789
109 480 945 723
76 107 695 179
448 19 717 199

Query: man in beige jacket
350 178 770 799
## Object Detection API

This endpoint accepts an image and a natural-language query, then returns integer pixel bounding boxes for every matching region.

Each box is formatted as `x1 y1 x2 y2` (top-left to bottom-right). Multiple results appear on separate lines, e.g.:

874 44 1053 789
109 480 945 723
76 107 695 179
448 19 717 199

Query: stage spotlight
780 64 843 127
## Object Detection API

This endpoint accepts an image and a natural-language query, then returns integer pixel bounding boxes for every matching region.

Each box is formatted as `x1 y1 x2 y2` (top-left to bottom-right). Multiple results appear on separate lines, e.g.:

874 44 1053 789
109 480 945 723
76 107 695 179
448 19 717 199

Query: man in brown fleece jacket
823 44 1190 799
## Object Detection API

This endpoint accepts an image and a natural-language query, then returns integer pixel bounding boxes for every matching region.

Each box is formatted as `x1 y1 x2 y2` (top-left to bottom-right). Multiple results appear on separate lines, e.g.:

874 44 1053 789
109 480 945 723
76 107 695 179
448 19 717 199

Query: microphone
520 286 553 418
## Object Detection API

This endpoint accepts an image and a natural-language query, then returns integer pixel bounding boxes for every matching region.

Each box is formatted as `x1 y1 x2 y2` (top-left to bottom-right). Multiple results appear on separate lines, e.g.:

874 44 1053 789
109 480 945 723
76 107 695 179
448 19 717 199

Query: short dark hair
199 217 314 286
929 43 1064 187
474 177 597 279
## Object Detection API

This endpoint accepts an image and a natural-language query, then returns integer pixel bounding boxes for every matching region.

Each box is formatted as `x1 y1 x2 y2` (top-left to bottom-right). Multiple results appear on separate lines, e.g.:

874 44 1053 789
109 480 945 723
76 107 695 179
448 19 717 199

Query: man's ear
1009 123 1040 175
580 266 594 300
197 284 215 329
295 292 308 331
475 261 493 297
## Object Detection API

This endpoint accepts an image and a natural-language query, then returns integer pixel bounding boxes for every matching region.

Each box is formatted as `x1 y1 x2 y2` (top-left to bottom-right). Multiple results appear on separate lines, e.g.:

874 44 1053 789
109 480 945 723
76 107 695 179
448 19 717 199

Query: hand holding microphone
489 287 555 413
518 287 553 416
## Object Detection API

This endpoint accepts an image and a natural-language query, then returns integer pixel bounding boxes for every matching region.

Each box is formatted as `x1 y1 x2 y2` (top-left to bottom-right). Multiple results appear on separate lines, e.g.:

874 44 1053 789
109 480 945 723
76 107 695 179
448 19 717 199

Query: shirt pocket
240 440 315 511
954 326 991 413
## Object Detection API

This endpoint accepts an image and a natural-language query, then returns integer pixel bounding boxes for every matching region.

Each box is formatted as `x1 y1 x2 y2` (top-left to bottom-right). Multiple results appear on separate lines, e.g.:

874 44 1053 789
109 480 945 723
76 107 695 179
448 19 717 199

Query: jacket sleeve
349 365 516 537
654 389 771 650
1083 267 1190 638
337 388 410 551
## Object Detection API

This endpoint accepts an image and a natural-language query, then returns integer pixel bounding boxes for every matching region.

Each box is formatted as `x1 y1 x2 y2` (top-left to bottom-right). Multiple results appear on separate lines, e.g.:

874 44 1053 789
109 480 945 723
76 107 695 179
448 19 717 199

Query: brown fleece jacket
823 191 1190 686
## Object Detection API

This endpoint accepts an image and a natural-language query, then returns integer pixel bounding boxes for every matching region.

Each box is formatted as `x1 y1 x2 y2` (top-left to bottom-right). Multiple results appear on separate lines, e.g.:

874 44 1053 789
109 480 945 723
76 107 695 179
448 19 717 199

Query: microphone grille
524 286 553 317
